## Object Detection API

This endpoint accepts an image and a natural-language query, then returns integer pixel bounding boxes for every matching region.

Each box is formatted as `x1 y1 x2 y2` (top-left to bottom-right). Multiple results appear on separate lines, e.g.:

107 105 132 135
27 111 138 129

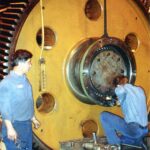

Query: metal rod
103 0 108 37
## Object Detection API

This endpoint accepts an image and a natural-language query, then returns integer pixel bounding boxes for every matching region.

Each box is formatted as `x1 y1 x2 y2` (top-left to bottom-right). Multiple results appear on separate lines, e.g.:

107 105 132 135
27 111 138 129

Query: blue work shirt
115 83 148 127
0 71 34 122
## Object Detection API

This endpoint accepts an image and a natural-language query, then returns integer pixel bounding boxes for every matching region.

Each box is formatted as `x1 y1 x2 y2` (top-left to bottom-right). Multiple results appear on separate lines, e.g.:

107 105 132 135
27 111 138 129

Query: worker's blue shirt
115 83 148 127
0 70 34 122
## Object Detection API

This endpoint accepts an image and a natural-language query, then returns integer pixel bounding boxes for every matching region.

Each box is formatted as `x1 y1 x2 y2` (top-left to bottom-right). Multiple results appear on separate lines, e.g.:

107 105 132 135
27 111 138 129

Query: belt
138 124 148 129
128 122 148 129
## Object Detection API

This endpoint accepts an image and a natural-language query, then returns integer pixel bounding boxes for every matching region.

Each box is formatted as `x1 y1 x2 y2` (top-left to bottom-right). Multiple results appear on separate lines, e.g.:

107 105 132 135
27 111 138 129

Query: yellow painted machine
0 0 150 149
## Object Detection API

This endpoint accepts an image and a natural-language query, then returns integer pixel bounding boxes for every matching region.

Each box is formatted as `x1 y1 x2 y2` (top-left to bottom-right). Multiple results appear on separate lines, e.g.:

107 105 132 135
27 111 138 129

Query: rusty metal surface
90 50 126 93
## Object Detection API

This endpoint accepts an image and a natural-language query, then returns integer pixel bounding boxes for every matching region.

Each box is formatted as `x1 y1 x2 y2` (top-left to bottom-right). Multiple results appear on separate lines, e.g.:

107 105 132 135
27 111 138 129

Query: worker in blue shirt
0 49 40 150
100 75 148 147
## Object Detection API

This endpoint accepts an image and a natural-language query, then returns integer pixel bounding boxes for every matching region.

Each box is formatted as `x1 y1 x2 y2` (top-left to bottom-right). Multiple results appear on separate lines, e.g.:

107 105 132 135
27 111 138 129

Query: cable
39 0 44 59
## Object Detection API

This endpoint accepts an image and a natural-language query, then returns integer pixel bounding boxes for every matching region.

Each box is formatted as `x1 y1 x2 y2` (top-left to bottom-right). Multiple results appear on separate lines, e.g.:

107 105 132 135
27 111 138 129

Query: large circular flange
66 38 98 104
80 37 136 106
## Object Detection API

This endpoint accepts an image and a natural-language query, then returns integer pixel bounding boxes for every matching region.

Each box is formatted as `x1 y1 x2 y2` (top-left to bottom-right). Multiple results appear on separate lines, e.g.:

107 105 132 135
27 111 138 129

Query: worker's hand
7 126 17 141
4 120 17 141
32 116 40 129
116 100 120 106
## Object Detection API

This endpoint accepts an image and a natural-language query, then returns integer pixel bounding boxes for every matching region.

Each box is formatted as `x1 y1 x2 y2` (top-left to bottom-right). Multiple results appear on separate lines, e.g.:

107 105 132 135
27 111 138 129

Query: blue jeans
100 111 148 145
2 120 32 150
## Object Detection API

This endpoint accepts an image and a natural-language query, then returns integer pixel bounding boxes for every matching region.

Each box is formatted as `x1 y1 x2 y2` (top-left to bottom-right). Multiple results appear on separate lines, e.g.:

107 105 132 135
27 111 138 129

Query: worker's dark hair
11 49 33 67
113 75 128 87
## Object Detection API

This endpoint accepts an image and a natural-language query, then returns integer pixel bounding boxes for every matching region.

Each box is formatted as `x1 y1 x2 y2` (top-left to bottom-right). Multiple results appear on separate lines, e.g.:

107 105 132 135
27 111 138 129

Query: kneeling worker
100 75 148 147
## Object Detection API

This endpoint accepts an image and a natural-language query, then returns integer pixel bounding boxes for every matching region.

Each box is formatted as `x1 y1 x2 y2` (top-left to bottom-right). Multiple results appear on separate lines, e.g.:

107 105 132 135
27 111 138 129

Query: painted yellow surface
16 0 150 149
0 141 6 150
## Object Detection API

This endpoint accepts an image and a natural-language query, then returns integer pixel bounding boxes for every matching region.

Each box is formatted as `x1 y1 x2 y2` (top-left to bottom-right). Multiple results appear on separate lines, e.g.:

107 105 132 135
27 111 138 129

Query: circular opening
36 27 56 50
66 37 136 106
81 120 98 138
90 49 126 93
125 33 138 52
79 38 136 106
36 92 55 113
84 0 101 21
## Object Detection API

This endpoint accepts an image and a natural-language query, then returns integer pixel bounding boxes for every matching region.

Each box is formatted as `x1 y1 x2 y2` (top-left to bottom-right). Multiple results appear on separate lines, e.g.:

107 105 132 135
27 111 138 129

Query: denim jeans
100 111 148 145
2 120 32 150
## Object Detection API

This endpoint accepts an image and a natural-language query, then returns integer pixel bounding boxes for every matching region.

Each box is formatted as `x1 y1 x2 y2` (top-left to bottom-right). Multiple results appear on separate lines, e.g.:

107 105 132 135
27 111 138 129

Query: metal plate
66 36 136 106
80 37 136 106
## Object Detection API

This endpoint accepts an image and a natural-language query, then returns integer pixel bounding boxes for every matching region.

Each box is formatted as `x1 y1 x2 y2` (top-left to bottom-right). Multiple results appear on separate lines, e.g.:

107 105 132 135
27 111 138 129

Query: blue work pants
100 111 148 145
2 120 32 150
